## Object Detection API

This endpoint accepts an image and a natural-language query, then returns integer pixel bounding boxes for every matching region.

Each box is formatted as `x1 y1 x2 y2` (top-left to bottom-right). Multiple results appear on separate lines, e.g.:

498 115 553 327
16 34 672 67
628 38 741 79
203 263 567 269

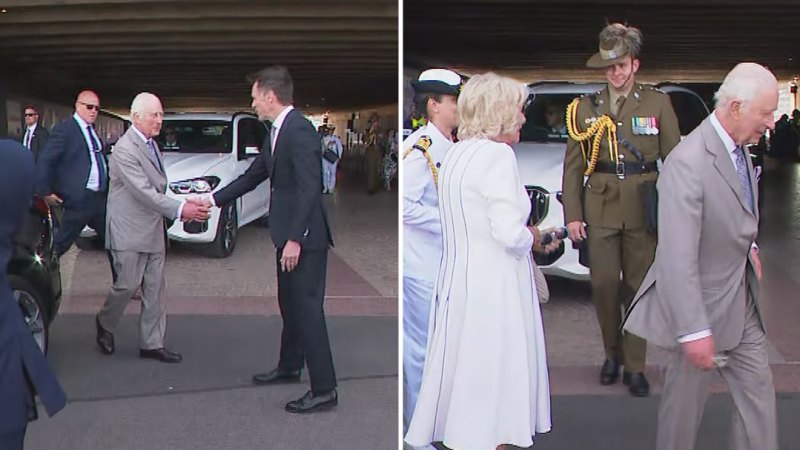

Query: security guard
402 68 460 438
562 23 680 397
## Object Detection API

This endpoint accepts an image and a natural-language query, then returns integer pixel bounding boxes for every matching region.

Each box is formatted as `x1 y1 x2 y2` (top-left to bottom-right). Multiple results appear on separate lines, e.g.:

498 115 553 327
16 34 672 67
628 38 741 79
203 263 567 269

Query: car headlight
169 176 221 194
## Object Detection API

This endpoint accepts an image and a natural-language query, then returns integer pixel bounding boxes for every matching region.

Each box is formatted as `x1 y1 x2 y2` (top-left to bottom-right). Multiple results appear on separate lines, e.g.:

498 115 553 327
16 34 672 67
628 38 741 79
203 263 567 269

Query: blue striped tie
733 145 754 213
88 125 107 192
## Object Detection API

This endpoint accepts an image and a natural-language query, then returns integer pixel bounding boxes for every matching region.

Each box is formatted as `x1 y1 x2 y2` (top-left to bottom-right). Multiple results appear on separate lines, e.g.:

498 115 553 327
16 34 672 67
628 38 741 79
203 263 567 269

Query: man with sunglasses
21 105 49 160
36 90 115 281
561 23 681 397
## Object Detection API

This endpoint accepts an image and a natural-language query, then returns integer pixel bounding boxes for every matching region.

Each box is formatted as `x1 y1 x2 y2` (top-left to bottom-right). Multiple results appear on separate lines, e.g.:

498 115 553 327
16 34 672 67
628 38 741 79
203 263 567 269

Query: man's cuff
751 241 759 254
176 200 186 221
677 329 712 343
208 194 217 207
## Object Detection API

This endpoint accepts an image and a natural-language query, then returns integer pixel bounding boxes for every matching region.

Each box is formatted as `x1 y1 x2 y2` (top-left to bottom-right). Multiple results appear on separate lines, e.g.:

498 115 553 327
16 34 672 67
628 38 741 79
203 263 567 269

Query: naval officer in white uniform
402 68 462 442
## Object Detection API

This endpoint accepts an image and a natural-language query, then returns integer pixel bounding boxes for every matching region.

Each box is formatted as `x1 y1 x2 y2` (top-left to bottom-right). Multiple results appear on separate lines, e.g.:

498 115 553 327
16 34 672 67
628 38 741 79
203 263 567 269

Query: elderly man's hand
181 201 210 222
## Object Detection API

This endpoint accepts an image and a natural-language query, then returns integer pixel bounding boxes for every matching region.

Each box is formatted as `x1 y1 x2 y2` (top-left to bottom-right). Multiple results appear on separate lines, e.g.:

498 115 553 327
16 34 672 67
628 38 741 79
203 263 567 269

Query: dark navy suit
36 115 115 278
214 108 336 394
0 139 67 448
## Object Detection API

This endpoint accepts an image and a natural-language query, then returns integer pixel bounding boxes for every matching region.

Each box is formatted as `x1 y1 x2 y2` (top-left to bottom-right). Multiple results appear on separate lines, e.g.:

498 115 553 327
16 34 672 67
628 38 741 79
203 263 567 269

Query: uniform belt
594 160 658 176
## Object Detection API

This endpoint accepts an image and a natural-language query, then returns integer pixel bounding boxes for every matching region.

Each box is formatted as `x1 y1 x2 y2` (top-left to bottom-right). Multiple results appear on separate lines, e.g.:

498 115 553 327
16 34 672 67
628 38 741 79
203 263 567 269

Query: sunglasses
79 101 100 111
24 113 38 117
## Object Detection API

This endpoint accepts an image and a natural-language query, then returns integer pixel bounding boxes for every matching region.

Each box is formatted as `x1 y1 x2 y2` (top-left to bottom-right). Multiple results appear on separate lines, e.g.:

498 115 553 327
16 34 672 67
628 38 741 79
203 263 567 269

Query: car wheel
207 203 238 258
9 274 49 354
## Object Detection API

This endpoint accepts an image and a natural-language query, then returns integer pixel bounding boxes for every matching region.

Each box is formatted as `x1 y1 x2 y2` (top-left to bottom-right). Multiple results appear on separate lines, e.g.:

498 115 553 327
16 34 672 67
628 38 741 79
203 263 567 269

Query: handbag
322 148 339 163
532 260 550 304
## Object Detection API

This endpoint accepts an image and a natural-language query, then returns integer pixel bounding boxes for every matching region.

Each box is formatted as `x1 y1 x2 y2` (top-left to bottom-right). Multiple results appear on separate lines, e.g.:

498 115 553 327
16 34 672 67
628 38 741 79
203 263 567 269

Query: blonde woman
405 73 555 450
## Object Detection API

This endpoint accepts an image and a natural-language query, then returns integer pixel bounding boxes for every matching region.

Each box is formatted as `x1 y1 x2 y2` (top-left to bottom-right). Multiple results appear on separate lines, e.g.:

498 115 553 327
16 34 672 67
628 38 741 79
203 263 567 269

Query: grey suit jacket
106 127 180 254
623 115 762 351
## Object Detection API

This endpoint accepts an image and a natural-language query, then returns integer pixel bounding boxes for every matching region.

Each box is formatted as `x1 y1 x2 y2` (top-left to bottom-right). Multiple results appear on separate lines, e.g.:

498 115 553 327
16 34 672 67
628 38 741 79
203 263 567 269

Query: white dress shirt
271 105 294 151
24 123 38 149
402 122 453 281
73 113 105 191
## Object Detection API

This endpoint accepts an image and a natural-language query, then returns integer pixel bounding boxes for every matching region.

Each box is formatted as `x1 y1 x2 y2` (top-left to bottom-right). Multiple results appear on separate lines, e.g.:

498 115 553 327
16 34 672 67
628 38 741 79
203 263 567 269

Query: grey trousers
98 250 167 350
656 301 777 450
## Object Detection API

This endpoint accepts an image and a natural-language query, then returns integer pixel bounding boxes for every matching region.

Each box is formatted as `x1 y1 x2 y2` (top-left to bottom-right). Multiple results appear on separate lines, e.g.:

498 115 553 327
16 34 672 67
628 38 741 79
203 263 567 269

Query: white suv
159 112 271 257
513 82 710 280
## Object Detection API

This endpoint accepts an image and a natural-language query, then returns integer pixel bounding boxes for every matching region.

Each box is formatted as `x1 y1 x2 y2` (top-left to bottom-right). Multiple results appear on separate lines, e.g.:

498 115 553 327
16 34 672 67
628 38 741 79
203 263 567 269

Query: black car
8 195 62 353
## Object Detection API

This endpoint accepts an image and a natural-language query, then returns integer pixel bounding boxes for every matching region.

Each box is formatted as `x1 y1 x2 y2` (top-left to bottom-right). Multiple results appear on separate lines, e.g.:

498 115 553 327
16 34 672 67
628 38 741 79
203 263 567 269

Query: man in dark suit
36 90 115 280
198 65 337 413
21 105 50 160
0 139 66 449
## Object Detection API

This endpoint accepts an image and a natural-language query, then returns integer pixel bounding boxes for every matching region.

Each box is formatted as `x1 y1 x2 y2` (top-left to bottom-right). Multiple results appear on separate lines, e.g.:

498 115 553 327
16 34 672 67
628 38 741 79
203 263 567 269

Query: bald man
36 90 116 280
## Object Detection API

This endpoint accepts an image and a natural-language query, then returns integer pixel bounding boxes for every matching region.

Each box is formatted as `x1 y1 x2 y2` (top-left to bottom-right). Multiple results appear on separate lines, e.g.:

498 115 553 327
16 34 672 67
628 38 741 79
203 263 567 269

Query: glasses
79 101 100 111
24 113 38 117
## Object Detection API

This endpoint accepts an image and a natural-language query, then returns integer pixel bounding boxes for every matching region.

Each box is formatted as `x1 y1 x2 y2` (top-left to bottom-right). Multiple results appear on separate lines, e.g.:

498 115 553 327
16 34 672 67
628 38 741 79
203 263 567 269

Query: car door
235 117 270 223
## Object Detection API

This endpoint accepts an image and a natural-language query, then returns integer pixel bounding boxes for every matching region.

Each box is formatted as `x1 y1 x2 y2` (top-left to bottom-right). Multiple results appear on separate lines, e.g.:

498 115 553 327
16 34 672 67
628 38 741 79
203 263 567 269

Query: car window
158 120 232 153
666 91 709 136
520 93 577 143
237 118 266 159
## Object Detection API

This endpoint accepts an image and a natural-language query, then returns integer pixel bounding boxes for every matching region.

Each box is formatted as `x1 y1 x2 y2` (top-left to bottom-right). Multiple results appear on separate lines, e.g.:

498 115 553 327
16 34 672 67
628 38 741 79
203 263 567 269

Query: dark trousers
0 426 26 450
276 248 336 394
587 225 656 372
54 190 116 281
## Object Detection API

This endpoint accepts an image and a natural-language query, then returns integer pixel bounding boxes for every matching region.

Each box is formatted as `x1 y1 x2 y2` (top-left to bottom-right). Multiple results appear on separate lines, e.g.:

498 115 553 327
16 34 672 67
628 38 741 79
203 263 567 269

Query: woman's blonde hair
457 72 527 141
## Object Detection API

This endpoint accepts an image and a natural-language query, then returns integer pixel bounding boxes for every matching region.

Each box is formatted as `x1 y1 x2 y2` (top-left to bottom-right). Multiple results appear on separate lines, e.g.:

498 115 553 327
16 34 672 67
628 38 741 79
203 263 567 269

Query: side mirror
244 146 260 156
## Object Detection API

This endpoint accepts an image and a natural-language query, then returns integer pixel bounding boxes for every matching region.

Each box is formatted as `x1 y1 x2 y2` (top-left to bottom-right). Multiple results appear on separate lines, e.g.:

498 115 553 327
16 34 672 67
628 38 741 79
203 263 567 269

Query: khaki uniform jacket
562 83 681 229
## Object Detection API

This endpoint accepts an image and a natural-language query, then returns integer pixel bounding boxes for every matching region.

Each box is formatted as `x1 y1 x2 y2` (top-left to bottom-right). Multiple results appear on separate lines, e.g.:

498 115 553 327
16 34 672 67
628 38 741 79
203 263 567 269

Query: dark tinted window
237 118 267 159
520 93 579 142
666 91 709 136
158 120 232 153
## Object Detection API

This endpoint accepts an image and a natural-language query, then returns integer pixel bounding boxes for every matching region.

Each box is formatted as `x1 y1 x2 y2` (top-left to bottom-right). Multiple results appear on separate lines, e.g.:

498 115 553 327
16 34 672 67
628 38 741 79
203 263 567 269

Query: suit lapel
704 120 755 217
270 110 293 180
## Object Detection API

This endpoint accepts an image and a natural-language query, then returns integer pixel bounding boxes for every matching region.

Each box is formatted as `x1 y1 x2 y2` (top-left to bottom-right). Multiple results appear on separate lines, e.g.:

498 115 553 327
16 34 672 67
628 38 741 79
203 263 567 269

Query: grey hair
714 63 777 109
130 92 160 116
599 23 643 58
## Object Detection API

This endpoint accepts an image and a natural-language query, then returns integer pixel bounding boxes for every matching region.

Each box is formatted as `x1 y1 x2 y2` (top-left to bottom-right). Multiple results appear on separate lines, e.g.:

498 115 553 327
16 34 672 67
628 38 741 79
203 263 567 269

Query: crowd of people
403 22 778 450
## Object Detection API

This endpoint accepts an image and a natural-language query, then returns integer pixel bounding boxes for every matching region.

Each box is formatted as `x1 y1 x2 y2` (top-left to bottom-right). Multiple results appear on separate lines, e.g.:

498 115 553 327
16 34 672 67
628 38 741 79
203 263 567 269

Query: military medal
632 117 660 135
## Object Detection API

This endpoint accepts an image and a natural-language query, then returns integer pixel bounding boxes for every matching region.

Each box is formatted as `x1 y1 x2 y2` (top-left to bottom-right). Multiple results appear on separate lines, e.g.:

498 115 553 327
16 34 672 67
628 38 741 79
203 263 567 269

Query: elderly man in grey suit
623 62 778 450
95 92 210 363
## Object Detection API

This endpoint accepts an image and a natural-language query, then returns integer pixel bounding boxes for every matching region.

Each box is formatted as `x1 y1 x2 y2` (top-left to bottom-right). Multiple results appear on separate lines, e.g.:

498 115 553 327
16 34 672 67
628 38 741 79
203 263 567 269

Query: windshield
157 120 232 153
520 93 579 143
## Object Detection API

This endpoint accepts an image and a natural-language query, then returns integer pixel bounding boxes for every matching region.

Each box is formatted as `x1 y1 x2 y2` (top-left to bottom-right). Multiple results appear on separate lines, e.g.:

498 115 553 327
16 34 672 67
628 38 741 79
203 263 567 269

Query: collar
272 105 294 131
425 120 453 144
710 110 737 155
130 125 150 145
27 123 38 132
73 112 91 130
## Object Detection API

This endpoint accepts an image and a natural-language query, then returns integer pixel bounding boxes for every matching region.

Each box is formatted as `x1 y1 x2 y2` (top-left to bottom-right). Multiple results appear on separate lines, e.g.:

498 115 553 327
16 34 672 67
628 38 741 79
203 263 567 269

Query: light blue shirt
73 113 105 191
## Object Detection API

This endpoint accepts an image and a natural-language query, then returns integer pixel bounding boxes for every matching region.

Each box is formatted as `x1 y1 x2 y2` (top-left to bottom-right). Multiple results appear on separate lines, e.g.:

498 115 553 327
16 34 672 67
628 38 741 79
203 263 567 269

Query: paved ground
26 169 400 450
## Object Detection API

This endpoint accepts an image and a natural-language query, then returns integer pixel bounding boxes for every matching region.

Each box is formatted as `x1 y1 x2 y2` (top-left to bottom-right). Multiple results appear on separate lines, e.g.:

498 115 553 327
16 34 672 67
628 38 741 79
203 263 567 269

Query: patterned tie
88 125 107 192
24 128 32 149
148 139 164 173
734 145 754 213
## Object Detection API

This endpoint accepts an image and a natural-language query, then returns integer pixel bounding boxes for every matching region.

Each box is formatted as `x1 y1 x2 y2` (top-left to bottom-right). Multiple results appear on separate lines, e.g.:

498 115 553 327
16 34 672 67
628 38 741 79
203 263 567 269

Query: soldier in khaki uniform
562 23 680 397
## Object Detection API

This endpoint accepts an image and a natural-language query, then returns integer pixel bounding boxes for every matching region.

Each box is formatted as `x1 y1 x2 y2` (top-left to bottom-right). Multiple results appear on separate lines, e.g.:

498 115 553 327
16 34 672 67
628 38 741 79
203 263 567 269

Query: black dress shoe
252 368 301 385
623 371 650 397
139 348 182 363
600 359 620 385
95 315 114 355
285 389 338 414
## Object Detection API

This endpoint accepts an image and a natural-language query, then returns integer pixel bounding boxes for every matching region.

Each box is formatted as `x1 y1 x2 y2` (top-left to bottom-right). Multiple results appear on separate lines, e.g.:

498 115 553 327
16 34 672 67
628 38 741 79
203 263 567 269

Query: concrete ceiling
0 0 397 113
405 0 800 83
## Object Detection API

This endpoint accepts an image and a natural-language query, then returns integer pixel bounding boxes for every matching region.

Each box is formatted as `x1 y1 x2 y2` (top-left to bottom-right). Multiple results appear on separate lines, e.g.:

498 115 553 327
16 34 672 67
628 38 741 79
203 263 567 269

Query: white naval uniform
402 123 453 436
322 134 343 192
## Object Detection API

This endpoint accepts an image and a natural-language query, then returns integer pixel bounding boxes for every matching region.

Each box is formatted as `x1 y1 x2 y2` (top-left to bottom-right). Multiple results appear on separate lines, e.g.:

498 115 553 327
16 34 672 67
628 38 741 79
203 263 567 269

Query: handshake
181 195 214 222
